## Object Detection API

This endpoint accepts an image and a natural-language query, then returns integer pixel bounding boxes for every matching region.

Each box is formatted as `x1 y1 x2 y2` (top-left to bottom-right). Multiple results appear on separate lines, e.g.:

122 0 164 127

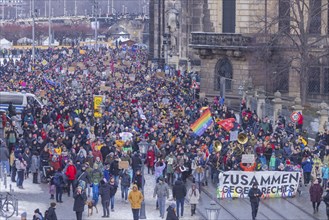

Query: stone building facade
149 0 329 103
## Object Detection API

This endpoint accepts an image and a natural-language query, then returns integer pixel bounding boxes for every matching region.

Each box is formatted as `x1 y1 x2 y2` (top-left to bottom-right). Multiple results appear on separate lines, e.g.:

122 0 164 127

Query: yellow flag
93 96 103 110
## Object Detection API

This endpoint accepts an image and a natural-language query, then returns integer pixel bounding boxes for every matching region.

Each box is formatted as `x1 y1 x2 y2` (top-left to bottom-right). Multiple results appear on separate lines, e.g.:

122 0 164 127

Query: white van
0 91 44 113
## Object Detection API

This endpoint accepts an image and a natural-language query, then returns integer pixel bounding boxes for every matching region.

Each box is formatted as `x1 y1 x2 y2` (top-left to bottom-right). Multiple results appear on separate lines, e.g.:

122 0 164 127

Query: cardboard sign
40 90 46 97
156 72 165 78
68 67 75 73
119 161 129 169
241 154 255 164
77 62 85 69
230 130 239 141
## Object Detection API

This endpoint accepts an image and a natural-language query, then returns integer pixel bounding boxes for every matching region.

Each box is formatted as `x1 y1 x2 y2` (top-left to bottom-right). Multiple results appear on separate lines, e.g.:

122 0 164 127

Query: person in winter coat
322 164 329 188
15 155 27 189
154 177 170 218
128 184 144 220
110 157 120 184
302 157 313 185
147 147 155 174
309 178 323 214
133 170 144 190
31 151 40 184
120 169 131 203
54 168 64 203
187 184 200 216
22 148 31 178
166 203 179 220
154 160 166 180
99 180 111 217
323 187 329 220
46 202 58 220
91 163 103 205
248 183 263 220
32 208 43 220
0 141 10 174
172 179 187 218
65 159 77 197
131 152 142 180
73 186 87 220
109 177 118 212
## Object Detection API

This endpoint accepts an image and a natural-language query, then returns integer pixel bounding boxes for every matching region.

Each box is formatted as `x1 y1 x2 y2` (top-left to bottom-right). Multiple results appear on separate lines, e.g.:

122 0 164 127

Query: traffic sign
290 111 301 122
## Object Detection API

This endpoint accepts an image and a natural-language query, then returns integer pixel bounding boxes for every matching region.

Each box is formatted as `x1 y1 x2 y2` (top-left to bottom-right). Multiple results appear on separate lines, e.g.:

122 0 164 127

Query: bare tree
254 0 329 104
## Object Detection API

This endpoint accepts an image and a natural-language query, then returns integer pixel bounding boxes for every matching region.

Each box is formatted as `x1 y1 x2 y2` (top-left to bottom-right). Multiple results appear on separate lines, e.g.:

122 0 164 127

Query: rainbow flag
190 109 213 136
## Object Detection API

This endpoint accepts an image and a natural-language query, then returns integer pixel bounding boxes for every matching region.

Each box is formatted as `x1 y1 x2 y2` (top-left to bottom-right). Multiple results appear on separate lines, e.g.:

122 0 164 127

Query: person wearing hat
166 203 179 220
73 186 87 220
248 183 263 220
128 184 144 220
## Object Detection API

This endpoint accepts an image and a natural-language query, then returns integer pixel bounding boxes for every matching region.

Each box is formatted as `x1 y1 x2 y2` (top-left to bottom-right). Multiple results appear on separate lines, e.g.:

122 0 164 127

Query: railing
190 32 253 48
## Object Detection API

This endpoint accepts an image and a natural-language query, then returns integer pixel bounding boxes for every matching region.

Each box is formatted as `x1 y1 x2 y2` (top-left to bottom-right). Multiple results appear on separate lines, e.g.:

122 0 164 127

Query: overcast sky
1 0 149 18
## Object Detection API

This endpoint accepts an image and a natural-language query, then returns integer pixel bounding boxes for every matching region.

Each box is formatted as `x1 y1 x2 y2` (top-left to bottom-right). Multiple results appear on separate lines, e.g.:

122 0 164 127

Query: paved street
0 167 200 220
2 168 329 220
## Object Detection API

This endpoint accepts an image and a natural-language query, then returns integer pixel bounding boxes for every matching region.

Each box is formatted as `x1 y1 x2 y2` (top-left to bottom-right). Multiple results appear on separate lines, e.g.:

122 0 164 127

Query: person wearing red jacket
147 147 155 175
297 112 303 130
65 159 77 197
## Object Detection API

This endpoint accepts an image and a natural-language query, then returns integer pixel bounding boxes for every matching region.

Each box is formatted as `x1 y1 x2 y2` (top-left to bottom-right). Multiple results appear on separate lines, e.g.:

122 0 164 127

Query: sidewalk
0 166 202 220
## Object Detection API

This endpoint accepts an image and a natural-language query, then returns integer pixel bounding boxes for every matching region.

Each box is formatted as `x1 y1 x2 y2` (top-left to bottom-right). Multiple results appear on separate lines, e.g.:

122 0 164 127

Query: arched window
215 58 233 91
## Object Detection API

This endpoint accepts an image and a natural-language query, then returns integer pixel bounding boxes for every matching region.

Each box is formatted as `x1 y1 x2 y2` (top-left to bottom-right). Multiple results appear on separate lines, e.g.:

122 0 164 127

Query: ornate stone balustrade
190 32 253 49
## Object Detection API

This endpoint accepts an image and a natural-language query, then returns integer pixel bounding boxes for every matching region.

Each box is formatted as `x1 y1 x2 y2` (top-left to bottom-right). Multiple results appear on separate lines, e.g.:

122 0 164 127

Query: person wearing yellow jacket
128 184 144 220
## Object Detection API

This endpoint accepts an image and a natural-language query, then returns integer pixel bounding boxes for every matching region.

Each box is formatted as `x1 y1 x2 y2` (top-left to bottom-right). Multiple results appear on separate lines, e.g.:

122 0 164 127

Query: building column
245 78 253 110
317 101 329 133
257 89 266 119
292 96 304 114
272 91 283 124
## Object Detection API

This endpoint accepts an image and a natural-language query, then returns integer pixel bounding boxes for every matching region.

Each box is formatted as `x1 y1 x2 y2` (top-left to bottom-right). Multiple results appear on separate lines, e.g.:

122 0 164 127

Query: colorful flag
190 109 213 136
217 118 235 131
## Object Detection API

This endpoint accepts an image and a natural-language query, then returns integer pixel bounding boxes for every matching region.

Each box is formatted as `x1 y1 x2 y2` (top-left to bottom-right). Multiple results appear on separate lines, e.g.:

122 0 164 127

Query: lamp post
32 0 35 64
205 200 221 220
48 0 51 47
138 141 148 219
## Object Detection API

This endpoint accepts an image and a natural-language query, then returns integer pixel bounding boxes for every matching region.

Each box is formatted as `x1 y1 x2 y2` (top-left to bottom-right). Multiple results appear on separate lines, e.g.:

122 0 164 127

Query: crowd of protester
0 43 329 220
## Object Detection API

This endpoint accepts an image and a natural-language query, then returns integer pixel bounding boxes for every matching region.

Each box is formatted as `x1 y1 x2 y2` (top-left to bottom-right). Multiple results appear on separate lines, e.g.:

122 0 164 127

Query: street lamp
138 141 148 219
205 201 221 220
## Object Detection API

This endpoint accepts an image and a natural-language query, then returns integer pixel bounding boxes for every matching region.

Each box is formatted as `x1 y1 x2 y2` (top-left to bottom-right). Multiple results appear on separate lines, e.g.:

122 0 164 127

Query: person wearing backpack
45 202 57 220
33 208 43 220
54 168 64 203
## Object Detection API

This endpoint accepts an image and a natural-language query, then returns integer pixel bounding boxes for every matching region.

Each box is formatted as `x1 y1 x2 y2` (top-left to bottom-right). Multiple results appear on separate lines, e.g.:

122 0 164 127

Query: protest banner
241 154 255 164
217 171 301 199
